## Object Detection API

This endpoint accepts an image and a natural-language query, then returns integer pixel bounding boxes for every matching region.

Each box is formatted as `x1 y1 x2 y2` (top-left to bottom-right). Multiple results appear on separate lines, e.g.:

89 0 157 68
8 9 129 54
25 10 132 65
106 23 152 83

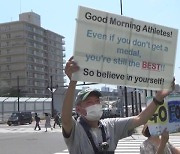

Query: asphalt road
0 122 67 154
1 121 180 154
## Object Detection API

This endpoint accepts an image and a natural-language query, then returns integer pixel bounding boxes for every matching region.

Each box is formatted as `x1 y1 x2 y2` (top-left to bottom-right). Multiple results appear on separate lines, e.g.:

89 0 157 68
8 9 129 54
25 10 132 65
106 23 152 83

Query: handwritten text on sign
147 96 180 135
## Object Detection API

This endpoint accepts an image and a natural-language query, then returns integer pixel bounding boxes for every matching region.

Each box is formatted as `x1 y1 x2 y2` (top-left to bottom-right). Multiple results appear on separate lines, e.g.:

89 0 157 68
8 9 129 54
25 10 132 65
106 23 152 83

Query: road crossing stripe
55 136 180 154
62 150 68 152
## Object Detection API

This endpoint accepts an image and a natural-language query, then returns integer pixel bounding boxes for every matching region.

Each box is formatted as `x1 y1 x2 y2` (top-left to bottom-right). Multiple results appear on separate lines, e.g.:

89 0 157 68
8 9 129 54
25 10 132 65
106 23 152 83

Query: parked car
7 112 33 126
101 108 111 119
101 107 120 119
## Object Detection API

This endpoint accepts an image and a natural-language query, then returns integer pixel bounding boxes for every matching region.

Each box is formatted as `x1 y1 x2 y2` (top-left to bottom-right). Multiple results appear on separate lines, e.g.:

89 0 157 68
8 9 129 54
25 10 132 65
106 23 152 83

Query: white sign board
147 95 180 135
72 6 178 90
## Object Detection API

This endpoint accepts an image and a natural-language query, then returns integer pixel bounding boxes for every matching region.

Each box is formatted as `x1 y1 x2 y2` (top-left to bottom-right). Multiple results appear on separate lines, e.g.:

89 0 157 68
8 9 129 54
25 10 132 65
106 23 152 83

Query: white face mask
85 104 103 121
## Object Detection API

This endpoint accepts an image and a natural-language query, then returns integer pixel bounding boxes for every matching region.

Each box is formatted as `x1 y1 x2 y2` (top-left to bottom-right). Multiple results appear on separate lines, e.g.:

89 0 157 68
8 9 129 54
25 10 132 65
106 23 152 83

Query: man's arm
62 81 77 136
130 79 175 129
61 57 79 136
171 147 180 154
156 128 169 154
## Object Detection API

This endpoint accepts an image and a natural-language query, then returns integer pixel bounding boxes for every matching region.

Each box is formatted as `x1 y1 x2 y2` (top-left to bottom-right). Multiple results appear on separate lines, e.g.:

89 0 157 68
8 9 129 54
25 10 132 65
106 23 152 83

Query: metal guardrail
0 97 52 123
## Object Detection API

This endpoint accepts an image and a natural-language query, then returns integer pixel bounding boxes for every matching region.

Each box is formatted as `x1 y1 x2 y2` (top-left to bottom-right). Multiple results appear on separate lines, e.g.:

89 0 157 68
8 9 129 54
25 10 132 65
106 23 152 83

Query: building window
6 41 10 46
7 49 10 54
28 80 34 85
6 65 10 70
8 72 12 78
6 33 11 38
6 57 11 62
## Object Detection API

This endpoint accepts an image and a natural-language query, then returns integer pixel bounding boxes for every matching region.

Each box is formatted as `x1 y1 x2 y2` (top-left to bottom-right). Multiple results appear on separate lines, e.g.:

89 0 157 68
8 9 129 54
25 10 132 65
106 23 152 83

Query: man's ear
76 106 80 113
76 105 86 116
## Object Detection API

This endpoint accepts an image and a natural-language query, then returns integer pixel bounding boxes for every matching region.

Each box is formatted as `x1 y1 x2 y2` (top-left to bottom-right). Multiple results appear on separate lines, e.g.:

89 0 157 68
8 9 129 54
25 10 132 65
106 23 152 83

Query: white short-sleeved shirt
63 117 134 154
140 139 174 154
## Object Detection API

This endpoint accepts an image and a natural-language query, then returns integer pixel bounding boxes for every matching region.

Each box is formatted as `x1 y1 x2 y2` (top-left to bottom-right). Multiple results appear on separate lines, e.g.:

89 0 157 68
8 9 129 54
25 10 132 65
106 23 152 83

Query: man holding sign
61 57 175 154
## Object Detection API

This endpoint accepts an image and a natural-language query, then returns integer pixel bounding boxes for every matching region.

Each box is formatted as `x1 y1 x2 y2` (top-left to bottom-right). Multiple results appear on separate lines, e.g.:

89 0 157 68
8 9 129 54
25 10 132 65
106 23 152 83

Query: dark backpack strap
79 117 110 154
99 124 106 142
79 117 99 153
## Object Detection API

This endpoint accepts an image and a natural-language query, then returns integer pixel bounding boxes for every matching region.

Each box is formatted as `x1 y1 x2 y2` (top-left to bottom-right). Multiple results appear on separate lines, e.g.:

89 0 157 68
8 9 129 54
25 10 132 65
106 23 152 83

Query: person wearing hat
140 124 180 154
61 56 175 154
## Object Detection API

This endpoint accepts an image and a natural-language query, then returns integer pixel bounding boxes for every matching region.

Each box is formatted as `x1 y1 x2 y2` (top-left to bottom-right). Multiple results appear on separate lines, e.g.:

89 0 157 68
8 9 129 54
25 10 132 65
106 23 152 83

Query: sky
0 0 180 89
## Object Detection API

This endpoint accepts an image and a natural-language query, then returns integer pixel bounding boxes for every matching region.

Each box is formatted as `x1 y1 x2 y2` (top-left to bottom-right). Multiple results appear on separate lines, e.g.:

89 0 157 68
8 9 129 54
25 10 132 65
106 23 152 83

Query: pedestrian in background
44 113 53 132
34 113 41 131
53 113 61 128
140 124 180 154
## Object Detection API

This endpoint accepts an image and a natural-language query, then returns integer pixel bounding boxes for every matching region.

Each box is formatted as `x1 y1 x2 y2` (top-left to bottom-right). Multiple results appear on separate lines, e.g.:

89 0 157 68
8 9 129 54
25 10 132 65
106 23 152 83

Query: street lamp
47 75 58 117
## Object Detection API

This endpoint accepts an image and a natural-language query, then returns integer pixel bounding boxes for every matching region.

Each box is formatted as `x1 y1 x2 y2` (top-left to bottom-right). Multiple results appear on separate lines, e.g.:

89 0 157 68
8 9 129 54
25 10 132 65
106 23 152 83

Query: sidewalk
135 125 143 135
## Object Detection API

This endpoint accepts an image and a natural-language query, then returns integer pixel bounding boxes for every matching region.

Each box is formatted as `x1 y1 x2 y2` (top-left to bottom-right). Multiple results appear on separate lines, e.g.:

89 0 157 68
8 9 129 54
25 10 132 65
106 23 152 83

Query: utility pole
17 76 20 112
50 75 54 117
120 0 123 15
48 75 58 118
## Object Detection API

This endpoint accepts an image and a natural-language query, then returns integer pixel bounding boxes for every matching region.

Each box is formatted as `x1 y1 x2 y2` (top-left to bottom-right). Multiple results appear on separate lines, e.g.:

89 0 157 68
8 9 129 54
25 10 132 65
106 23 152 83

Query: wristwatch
153 97 164 105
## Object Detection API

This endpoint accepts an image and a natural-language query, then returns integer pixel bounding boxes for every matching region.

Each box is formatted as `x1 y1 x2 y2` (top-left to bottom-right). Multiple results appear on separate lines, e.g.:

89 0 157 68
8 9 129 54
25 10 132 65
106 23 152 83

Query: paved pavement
1 120 179 136
115 134 180 154
0 120 61 133
53 134 180 154
1 121 180 154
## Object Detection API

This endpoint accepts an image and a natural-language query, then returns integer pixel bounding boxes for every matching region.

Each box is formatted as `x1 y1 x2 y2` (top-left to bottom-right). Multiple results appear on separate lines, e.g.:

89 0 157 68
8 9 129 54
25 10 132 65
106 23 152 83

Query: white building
0 12 65 97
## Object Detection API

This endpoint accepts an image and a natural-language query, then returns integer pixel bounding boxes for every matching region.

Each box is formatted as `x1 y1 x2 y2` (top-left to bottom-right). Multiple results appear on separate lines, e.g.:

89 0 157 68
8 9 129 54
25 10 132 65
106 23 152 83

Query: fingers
161 128 169 140
68 56 74 61
65 65 78 76
65 56 79 80
156 77 175 99
162 128 168 133
65 60 79 72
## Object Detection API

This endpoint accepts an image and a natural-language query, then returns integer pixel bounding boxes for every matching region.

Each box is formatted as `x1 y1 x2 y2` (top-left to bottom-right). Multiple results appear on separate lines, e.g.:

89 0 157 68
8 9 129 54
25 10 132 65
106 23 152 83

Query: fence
0 97 52 123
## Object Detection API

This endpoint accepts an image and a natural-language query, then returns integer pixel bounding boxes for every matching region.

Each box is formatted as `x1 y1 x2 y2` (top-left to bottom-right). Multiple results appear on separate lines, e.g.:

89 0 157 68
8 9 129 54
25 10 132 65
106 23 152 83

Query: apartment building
0 12 65 97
